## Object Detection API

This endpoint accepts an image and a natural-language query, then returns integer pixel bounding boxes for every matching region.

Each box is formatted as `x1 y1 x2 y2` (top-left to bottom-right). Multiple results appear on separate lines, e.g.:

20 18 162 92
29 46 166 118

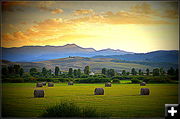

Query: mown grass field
2 83 178 117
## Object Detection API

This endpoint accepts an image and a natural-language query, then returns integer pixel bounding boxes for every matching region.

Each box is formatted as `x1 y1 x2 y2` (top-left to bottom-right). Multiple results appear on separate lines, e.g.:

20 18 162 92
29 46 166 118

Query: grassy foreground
2 83 178 117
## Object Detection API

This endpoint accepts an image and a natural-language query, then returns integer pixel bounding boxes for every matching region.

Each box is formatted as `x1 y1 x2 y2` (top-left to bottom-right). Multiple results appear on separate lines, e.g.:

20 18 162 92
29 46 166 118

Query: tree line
2 64 178 79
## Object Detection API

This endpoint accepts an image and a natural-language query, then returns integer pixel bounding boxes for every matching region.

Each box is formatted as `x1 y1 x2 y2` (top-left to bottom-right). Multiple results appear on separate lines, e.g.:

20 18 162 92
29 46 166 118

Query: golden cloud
73 9 94 16
130 3 157 15
161 9 178 19
39 6 64 14
70 10 172 24
130 2 178 19
2 18 76 47
70 3 177 25
103 11 170 24
51 8 64 14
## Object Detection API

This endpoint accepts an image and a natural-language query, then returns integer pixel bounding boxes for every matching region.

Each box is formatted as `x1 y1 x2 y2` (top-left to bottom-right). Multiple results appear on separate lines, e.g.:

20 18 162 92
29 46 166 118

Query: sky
1 1 179 53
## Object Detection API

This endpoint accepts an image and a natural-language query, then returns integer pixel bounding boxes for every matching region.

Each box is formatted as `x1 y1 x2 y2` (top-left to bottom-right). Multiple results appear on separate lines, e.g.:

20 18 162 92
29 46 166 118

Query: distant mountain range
1 44 133 62
92 50 179 63
1 44 178 65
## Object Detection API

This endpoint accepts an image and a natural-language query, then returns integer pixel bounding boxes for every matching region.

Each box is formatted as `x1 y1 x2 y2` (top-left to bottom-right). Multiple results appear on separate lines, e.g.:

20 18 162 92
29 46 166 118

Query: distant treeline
1 65 178 83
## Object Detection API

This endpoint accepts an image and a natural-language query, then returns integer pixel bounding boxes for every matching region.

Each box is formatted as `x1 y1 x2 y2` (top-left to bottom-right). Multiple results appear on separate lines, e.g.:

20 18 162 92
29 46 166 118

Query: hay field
2 83 178 117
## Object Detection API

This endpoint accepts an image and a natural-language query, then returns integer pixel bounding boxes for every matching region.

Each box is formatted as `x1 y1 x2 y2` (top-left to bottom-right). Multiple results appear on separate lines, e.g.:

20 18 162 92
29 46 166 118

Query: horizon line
1 43 179 54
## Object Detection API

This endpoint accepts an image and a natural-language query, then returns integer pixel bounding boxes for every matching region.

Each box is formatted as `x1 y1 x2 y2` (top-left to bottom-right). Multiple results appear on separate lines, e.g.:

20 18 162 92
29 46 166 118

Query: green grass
2 83 178 117
119 80 132 84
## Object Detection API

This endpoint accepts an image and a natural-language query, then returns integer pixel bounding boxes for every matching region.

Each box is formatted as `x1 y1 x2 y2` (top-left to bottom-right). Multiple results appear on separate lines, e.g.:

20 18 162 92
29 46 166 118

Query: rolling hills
92 50 178 63
1 56 177 73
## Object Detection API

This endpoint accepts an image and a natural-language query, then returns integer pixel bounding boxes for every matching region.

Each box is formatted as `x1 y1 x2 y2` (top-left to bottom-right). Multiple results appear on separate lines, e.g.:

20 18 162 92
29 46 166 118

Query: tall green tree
68 68 73 77
138 69 142 75
77 69 81 78
167 67 175 75
131 68 137 75
146 68 150 75
47 69 52 76
42 67 47 76
74 69 77 77
8 66 15 74
84 66 90 75
107 69 115 77
14 64 20 74
55 66 60 76
30 68 37 76
102 68 107 75
153 68 160 76
19 68 24 77
2 66 8 75
160 68 165 75
122 70 126 75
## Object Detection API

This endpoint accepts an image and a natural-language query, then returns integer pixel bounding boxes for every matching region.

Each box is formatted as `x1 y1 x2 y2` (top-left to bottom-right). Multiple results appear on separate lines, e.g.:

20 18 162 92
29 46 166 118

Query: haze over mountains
1 44 178 72
2 44 133 62
1 44 178 64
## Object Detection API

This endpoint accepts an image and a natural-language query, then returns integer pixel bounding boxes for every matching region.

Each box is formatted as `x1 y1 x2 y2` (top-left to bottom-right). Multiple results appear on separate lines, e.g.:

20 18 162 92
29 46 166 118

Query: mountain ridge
1 44 134 62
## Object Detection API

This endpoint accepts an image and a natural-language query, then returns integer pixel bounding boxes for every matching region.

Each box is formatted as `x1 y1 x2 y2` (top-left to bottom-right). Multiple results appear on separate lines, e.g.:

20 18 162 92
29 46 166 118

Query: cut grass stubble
2 83 178 117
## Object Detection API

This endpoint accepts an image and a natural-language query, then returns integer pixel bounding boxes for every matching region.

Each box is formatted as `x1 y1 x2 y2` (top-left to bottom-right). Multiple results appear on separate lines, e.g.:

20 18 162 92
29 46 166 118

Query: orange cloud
2 18 75 47
2 1 28 12
73 9 94 16
39 6 63 14
51 8 64 14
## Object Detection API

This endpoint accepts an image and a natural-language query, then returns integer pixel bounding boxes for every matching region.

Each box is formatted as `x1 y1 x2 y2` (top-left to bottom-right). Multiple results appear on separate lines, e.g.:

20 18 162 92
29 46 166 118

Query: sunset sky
2 1 179 53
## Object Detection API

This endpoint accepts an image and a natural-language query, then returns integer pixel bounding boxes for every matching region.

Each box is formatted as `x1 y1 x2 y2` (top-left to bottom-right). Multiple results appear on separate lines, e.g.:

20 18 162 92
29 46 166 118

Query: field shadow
126 94 141 96
119 94 141 97
25 96 47 99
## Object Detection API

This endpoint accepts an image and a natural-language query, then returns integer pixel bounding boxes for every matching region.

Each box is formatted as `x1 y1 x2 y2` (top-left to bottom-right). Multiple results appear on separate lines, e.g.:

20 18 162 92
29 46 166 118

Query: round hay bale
36 83 43 87
94 88 104 95
48 82 54 87
34 90 44 98
105 82 111 87
140 82 146 86
42 82 46 86
68 81 73 85
140 88 150 95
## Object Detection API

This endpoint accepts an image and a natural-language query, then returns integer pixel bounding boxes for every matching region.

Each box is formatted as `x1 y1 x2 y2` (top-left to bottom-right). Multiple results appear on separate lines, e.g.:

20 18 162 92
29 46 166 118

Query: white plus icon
168 107 177 116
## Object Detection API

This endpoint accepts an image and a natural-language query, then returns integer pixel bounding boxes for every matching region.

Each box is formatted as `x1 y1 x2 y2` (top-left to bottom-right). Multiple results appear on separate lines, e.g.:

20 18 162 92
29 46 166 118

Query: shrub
131 79 141 84
148 76 171 83
142 78 150 83
112 76 133 80
136 76 145 80
2 78 24 83
53 79 59 83
82 106 99 117
42 101 108 117
58 78 69 82
112 79 120 83
80 74 89 78
78 77 110 83
42 101 81 117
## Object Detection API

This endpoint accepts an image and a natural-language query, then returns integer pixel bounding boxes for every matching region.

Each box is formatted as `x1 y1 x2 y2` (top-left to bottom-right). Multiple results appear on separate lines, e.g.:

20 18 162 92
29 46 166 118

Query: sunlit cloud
39 6 64 14
73 9 94 16
51 8 64 14
1 1 178 52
